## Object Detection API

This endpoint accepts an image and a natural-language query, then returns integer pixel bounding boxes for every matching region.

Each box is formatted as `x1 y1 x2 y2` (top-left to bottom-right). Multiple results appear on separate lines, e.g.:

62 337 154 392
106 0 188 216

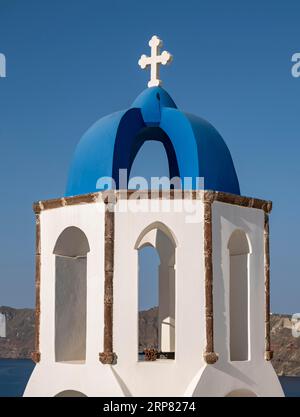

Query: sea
0 359 299 397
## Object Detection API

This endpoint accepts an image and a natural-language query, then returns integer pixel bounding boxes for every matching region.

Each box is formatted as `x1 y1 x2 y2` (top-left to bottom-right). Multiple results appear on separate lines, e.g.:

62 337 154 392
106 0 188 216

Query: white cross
138 35 173 88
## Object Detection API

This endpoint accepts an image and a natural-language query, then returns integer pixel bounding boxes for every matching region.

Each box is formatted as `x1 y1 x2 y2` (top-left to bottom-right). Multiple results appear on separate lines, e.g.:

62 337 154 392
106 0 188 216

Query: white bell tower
24 37 283 397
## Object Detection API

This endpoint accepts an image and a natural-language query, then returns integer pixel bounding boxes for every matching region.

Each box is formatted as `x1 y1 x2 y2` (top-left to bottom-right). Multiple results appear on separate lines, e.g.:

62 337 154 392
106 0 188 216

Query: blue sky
0 0 299 313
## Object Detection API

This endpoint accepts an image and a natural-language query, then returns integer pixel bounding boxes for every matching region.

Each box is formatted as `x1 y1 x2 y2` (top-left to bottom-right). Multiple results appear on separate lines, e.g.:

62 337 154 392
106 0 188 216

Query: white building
0 313 6 338
24 37 283 397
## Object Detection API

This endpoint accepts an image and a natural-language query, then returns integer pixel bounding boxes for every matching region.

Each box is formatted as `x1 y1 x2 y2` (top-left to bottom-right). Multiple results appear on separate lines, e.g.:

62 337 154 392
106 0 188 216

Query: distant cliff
1 305 300 376
140 310 300 376
139 307 159 351
0 306 34 359
271 313 300 376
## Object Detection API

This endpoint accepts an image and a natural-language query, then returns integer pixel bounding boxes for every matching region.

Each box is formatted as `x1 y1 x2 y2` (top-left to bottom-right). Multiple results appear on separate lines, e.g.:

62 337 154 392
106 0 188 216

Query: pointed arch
136 222 177 360
135 221 178 251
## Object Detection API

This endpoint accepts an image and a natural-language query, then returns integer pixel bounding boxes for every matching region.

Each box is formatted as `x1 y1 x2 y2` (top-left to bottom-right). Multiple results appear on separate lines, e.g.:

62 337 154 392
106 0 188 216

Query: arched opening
138 246 160 355
129 141 170 189
112 125 180 190
53 226 90 363
228 230 250 361
136 223 176 360
225 389 257 397
55 390 87 397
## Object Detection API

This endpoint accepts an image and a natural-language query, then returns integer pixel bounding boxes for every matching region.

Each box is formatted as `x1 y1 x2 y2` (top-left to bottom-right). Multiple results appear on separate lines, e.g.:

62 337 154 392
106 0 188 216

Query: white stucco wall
112 199 205 396
212 202 265 364
24 201 121 396
184 201 283 397
24 197 283 397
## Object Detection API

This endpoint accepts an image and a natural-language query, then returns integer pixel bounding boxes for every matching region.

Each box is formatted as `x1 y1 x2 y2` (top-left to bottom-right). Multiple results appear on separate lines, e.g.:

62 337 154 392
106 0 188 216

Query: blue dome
66 87 240 196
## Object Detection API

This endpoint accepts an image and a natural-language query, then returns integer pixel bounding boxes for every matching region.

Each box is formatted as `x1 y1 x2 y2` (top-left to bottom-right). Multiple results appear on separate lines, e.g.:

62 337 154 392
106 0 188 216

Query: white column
159 263 175 353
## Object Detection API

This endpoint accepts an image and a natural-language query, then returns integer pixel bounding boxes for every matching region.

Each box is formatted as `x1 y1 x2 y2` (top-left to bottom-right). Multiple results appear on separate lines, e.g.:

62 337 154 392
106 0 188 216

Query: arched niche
135 222 177 360
53 226 90 363
55 390 87 397
228 230 251 361
225 389 257 397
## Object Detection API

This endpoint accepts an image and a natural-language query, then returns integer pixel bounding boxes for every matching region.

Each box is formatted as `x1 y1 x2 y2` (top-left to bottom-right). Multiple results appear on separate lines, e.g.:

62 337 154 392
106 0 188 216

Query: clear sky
0 0 299 313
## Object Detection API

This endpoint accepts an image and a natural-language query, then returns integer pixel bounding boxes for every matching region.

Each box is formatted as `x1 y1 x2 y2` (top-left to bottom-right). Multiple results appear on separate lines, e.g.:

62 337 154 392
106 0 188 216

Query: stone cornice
33 190 272 214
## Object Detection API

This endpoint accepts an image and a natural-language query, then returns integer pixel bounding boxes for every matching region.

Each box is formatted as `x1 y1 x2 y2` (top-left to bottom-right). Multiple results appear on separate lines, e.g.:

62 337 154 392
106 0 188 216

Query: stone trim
31 351 41 363
33 190 272 214
203 201 219 364
99 201 117 365
203 191 272 213
33 193 100 213
264 213 273 361
32 189 272 365
31 213 41 363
